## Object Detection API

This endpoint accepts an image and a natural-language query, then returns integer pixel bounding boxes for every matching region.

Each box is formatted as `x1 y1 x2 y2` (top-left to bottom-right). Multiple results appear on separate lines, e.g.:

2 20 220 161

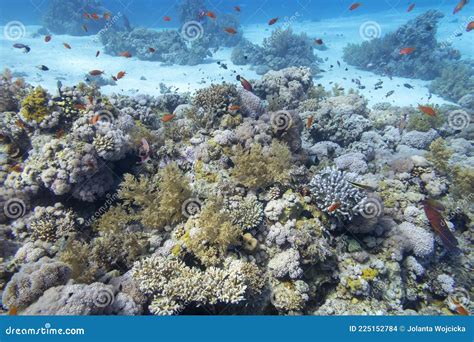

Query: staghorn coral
231 141 292 189
309 167 367 223
132 255 263 314
192 83 240 124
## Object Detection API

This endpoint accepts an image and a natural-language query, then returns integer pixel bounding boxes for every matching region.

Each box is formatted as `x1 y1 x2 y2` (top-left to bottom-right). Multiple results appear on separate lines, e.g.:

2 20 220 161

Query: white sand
0 5 471 107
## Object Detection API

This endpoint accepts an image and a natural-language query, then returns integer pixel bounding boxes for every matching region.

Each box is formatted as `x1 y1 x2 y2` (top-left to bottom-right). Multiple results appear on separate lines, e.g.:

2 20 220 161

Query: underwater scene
0 0 472 317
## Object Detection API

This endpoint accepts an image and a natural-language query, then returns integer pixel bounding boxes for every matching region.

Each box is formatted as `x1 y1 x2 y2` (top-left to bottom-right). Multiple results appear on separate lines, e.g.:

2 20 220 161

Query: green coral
230 141 292 189
58 240 98 284
452 165 474 199
185 198 242 266
427 138 452 174
19 86 51 123
430 61 474 102
406 106 445 132
118 163 192 230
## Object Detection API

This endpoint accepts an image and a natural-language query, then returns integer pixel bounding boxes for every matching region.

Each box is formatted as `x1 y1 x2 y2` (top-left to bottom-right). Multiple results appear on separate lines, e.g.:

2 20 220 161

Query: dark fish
57 80 62 96
403 83 414 89
348 181 375 192
36 65 49 71
13 43 30 53
337 60 341 67
423 200 459 253
385 90 394 97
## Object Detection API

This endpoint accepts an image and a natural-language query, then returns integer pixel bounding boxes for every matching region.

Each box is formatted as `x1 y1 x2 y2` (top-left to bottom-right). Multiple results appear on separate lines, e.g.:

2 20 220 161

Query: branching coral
132 255 264 315
426 138 452 175
29 203 79 242
406 107 445 132
118 163 192 230
309 167 367 222
185 198 242 266
223 194 264 231
230 141 292 189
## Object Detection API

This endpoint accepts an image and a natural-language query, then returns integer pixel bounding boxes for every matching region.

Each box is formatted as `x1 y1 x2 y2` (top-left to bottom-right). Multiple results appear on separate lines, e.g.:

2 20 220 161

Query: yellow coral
231 141 292 189
361 268 378 281
20 86 51 123
427 138 452 175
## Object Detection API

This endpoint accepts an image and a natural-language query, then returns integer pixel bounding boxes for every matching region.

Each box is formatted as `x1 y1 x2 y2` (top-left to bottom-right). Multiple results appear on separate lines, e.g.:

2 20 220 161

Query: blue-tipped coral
309 167 367 223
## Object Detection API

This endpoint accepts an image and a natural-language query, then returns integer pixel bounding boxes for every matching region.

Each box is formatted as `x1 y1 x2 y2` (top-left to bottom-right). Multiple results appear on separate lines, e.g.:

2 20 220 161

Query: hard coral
309 167 367 223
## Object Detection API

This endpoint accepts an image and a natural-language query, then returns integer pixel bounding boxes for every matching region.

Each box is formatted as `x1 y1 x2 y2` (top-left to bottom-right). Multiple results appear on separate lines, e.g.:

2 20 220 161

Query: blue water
0 0 464 27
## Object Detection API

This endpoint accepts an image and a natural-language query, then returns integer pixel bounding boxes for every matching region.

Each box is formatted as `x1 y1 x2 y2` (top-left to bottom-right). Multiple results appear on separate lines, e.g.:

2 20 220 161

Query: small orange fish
15 119 26 129
268 17 279 25
117 71 126 79
91 13 100 20
234 6 241 12
224 27 237 35
228 105 241 111
119 51 132 58
63 43 72 49
56 128 65 138
349 2 362 11
306 115 314 129
73 103 87 110
148 47 156 53
103 12 111 20
453 0 467 14
83 13 91 19
452 299 470 315
96 50 100 57
163 16 171 22
327 202 341 213
82 24 88 32
207 11 217 19
418 105 436 117
161 114 176 122
407 3 415 12
400 47 415 55
466 21 474 32
89 70 104 76
90 115 100 125
314 38 323 45
8 306 18 315
9 164 23 173
44 35 51 42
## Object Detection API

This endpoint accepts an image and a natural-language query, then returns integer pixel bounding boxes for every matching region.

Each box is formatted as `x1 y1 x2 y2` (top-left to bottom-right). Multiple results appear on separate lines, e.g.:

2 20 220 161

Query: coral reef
231 28 320 74
343 11 460 80
100 27 211 65
429 61 474 102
